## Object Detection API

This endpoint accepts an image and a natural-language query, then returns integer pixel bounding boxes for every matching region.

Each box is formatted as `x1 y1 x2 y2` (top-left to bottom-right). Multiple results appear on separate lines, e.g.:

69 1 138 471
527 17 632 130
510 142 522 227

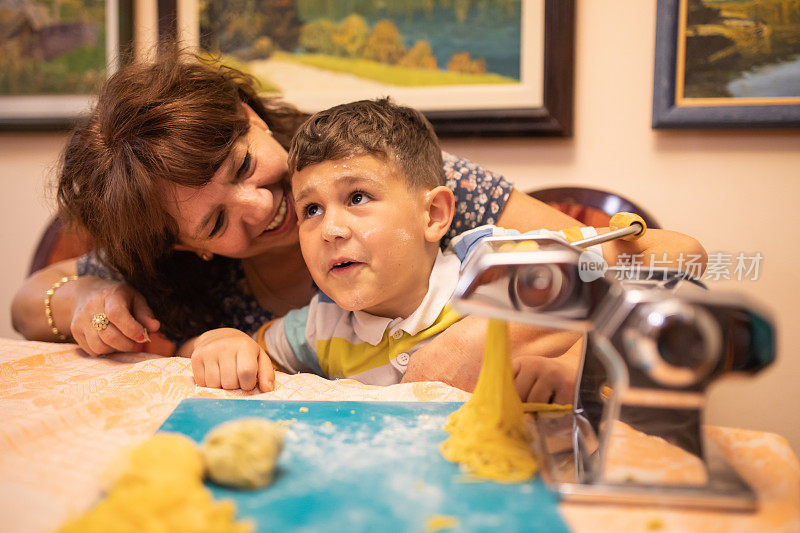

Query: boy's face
292 154 434 318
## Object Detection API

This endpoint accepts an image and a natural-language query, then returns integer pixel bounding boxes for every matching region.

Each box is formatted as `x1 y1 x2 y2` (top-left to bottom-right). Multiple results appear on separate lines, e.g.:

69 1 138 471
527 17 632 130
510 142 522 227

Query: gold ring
91 313 110 332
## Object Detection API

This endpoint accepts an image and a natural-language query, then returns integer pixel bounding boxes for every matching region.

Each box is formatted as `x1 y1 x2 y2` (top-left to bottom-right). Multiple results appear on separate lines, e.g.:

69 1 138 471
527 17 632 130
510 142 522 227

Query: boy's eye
349 191 370 206
304 203 322 219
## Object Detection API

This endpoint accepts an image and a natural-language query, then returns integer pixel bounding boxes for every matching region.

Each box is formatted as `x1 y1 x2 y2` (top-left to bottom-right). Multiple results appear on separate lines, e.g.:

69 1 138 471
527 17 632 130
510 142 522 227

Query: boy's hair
288 98 444 189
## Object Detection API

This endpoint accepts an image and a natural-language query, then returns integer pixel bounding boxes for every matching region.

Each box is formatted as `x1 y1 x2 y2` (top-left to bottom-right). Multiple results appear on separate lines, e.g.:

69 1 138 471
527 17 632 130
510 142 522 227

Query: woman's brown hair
57 49 308 340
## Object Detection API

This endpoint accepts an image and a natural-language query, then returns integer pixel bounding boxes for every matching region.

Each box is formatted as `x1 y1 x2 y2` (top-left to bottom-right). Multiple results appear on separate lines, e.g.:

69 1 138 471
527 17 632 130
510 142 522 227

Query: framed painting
0 0 133 130
653 0 800 129
171 0 574 137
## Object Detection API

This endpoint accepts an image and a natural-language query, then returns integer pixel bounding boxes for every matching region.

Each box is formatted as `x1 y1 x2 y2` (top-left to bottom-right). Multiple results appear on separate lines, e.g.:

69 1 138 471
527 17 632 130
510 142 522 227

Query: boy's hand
512 355 575 404
190 328 275 393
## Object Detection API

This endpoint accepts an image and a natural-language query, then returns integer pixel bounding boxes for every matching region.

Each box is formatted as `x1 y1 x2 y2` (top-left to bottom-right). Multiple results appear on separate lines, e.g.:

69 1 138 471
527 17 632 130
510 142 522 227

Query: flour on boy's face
292 155 435 319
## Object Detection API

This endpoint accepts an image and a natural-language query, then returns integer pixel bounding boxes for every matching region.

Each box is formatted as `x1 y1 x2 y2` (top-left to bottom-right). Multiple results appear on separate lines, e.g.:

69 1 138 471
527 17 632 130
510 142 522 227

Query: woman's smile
262 193 289 232
254 190 297 242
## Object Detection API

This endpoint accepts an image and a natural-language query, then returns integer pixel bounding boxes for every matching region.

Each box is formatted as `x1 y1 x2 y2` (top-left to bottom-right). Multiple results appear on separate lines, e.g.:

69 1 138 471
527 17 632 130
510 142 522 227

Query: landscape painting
652 0 800 128
0 0 120 127
678 0 800 104
189 0 542 116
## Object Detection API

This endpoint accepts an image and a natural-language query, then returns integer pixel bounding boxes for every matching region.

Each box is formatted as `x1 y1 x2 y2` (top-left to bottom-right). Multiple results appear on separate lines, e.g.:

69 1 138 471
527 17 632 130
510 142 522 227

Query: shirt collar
351 250 461 345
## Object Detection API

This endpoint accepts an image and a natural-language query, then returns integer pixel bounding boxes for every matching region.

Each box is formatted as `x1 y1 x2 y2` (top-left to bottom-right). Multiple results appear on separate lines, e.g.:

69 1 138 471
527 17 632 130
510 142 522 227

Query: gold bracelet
44 275 78 340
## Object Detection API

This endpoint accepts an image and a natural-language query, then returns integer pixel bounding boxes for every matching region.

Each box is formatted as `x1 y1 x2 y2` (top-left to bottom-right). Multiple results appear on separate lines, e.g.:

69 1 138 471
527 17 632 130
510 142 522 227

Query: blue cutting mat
159 399 568 533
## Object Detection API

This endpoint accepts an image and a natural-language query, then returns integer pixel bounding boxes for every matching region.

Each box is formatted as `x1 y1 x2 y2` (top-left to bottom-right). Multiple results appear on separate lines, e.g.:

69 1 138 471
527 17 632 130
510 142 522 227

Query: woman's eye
209 212 225 237
237 151 252 180
349 192 369 206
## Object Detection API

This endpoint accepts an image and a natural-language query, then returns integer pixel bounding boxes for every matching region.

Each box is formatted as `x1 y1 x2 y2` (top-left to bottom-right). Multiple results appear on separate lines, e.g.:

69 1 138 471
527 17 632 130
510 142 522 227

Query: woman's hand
189 328 275 393
11 259 162 355
498 189 708 272
69 277 162 356
512 338 582 404
402 317 582 394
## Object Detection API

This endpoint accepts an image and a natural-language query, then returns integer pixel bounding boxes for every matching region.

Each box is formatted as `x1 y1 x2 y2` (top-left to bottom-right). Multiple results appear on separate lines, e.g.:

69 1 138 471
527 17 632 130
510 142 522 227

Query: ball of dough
104 432 204 489
201 418 285 489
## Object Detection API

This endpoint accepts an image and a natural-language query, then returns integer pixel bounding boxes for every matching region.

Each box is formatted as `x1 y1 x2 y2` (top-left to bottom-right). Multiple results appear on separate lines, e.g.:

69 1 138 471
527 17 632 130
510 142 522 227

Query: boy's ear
423 186 455 243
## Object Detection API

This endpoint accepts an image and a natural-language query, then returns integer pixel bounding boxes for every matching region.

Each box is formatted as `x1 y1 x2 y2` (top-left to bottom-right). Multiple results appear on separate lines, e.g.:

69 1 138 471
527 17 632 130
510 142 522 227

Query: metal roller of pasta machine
451 226 776 511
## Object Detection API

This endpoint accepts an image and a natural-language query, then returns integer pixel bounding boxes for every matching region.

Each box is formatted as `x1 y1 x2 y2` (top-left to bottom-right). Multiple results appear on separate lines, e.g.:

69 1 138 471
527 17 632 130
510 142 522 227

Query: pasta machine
451 226 775 511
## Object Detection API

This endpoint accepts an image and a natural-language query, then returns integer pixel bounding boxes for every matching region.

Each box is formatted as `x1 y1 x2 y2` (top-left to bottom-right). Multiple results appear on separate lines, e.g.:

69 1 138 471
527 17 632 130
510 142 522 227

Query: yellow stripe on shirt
317 305 463 378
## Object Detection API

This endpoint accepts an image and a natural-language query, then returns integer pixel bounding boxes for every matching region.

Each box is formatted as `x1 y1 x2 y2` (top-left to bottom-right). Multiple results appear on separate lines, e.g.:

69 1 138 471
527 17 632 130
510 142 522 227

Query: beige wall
1 1 798 451
440 0 800 452
0 132 65 339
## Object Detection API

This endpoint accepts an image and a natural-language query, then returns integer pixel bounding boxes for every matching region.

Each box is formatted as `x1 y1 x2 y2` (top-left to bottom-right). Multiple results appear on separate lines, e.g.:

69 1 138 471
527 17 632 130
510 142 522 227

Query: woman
11 51 705 392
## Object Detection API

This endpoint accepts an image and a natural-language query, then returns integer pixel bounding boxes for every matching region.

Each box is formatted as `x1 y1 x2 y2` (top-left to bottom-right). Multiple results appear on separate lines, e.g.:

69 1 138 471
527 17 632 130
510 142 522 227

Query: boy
189 98 591 401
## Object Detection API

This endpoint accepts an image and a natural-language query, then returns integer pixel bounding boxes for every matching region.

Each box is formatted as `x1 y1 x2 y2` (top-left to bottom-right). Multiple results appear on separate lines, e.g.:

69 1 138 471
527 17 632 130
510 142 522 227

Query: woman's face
165 104 300 259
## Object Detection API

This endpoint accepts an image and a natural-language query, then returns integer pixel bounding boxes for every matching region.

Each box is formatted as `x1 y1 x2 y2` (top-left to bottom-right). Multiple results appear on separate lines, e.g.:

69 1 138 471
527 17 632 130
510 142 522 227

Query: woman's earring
201 252 213 261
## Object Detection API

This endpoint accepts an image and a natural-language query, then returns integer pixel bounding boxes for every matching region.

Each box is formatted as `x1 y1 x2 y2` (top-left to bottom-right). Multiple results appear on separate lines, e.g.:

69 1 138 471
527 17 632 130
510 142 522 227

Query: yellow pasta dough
58 433 252 533
440 319 539 482
522 402 572 413
201 418 285 489
425 514 460 531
